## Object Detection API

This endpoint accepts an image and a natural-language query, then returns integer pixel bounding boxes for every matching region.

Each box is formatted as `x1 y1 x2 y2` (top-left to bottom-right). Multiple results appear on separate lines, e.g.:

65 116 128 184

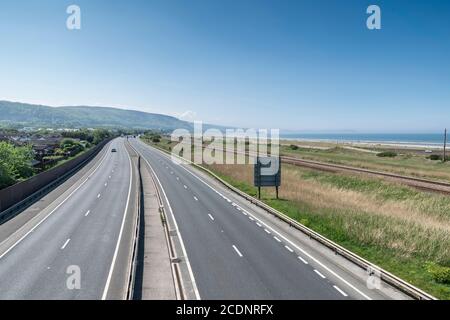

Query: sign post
254 156 281 199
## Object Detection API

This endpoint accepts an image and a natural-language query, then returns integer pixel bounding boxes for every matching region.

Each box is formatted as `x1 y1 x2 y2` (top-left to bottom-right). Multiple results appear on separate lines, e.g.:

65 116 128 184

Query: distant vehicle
425 150 433 153
111 148 117 153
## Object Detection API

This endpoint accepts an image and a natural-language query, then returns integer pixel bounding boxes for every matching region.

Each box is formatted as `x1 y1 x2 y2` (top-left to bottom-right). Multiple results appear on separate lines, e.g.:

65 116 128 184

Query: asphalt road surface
130 138 408 300
0 138 135 299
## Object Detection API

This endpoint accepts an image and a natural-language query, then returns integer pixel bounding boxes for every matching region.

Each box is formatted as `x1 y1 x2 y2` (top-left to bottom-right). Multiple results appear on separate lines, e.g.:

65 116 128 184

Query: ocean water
280 133 448 147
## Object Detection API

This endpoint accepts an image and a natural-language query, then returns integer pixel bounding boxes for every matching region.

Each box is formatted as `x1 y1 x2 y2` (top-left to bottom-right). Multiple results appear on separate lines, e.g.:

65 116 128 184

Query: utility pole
444 128 447 163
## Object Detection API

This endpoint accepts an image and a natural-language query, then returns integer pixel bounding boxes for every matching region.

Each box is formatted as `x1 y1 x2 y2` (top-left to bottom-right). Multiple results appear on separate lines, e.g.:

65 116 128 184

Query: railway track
281 155 450 195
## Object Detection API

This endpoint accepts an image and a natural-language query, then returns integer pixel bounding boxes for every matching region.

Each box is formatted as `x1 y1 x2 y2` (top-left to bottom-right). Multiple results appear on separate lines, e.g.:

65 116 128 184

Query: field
280 142 450 183
143 135 450 299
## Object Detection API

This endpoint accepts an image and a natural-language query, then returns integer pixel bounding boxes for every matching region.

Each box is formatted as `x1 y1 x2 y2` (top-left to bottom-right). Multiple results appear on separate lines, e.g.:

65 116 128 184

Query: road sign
254 156 281 199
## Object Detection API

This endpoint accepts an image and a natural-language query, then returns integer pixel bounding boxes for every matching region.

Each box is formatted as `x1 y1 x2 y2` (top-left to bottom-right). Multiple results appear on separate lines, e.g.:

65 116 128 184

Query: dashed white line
314 269 326 279
274 236 282 243
104 182 108 187
194 196 198 201
333 285 348 297
183 185 187 189
85 210 90 217
97 194 101 198
264 229 271 234
298 256 309 264
232 245 243 257
176 177 179 180
285 245 294 253
236 207 241 211
249 216 255 221
61 239 71 250
242 211 248 216
108 176 111 179
208 214 215 221
256 222 262 227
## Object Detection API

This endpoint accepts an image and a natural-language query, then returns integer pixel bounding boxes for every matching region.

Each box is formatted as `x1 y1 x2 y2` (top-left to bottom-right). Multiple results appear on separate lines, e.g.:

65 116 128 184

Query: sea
280 133 448 148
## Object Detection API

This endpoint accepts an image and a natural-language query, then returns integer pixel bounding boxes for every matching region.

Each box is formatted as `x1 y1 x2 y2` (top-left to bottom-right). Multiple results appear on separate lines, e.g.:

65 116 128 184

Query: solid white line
164 151 373 300
131 142 201 300
298 256 309 264
0 141 112 261
61 238 70 250
314 269 326 279
274 236 282 243
334 285 348 297
208 214 215 221
232 245 243 257
85 210 90 217
101 142 133 300
264 229 271 234
194 196 198 201
285 245 294 253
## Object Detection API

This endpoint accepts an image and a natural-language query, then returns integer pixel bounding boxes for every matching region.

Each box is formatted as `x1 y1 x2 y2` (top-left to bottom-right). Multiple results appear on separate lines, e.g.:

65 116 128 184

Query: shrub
290 144 299 150
426 262 450 284
429 154 442 161
376 151 397 158
152 137 161 143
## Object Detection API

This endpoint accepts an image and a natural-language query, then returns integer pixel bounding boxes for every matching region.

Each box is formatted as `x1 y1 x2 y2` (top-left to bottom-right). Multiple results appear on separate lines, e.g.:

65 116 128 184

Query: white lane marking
274 236 282 243
236 207 241 211
314 270 326 279
232 245 243 257
102 141 133 300
227 199 232 203
334 285 348 297
176 177 179 180
109 175 111 179
166 157 374 300
285 245 294 253
97 194 101 198
0 140 113 261
194 196 198 201
61 238 71 250
256 222 262 227
242 211 248 216
249 216 255 221
85 210 90 217
298 256 309 264
232 203 237 207
183 185 187 189
208 214 215 221
131 142 200 300
171 171 173 174
105 182 108 187
264 229 271 234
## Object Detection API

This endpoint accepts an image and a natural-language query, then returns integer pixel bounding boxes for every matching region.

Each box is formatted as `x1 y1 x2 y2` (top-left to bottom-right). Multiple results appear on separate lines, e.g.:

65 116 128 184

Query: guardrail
146 141 437 301
0 139 112 223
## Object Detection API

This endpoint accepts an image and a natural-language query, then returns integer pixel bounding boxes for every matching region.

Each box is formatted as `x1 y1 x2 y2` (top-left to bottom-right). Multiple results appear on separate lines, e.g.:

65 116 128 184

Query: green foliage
59 138 85 156
426 262 450 284
289 144 299 150
92 129 111 145
377 151 397 157
62 129 94 143
0 142 34 189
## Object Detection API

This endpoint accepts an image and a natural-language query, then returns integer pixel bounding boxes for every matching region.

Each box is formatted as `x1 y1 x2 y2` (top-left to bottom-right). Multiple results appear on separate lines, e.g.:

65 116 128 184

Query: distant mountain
0 101 194 130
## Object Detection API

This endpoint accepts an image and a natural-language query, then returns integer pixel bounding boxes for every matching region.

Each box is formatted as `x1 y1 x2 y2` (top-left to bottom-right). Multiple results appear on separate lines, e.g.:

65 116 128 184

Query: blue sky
0 0 449 132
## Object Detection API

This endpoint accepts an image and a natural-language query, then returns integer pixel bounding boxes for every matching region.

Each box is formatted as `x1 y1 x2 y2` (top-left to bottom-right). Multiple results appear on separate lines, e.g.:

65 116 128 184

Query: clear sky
0 0 449 132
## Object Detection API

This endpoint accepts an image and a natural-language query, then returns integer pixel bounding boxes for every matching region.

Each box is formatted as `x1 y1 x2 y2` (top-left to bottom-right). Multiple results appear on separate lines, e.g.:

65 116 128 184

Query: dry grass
207 162 450 265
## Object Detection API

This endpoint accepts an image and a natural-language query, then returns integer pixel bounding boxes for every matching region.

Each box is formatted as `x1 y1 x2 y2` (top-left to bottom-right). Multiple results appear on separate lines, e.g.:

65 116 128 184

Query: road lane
0 138 134 299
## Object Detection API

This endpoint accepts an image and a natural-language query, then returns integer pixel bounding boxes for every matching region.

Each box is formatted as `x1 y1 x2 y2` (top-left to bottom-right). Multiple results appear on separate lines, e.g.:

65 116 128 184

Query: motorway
0 138 136 299
130 138 409 300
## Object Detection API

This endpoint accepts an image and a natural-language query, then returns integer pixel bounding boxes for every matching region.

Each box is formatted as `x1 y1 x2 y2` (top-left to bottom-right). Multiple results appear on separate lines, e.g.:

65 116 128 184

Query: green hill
0 101 193 130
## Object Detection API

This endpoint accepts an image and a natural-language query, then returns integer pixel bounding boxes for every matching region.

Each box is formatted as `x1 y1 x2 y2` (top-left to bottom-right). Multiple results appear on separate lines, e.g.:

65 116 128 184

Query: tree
0 142 34 189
